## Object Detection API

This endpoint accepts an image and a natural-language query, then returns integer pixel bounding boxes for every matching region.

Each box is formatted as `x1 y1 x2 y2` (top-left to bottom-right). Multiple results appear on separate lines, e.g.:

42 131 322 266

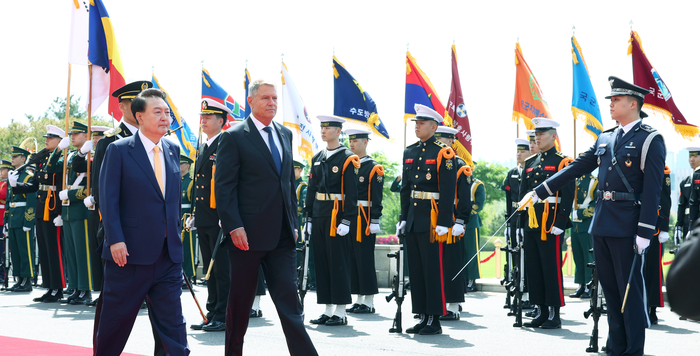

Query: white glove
218 220 221 228
452 224 465 237
369 223 381 234
572 210 579 221
674 226 683 245
80 140 93 154
518 191 539 208
396 220 406 234
186 216 196 230
83 195 95 208
53 216 63 227
516 228 524 244
336 223 350 236
58 137 70 150
304 222 312 235
58 190 69 201
635 235 650 255
658 231 670 244
22 226 31 232
8 170 19 187
551 226 564 236
504 227 511 239
435 225 449 236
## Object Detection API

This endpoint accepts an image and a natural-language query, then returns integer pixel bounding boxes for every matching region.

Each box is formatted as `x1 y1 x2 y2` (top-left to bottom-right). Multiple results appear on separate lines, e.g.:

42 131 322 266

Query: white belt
39 184 56 191
536 197 561 204
10 202 27 208
357 200 372 207
411 190 440 200
316 193 344 201
181 204 191 209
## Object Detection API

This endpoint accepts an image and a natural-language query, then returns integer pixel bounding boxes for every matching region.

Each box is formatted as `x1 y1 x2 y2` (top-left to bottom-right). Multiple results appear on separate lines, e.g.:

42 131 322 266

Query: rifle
297 214 310 306
33 226 39 286
2 232 9 290
505 222 525 327
386 231 406 333
583 248 602 353
500 218 513 310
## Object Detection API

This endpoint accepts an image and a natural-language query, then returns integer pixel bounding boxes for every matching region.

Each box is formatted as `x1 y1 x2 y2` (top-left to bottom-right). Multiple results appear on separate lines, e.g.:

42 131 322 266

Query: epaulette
602 126 617 133
525 154 538 161
555 151 567 158
638 124 656 133
434 140 447 148
694 165 700 172
104 127 122 138
456 156 466 165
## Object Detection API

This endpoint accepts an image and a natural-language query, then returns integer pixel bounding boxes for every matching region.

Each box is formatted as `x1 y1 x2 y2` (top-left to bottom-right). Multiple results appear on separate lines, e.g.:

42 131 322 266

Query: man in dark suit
95 88 189 356
216 79 317 356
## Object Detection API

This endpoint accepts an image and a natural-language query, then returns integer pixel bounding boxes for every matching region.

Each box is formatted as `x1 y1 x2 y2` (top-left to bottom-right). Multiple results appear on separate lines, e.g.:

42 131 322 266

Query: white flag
68 0 88 65
281 63 320 163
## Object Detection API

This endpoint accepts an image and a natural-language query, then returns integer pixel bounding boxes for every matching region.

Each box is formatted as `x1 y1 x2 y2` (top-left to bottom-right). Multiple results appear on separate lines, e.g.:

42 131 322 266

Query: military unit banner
152 74 197 160
404 51 446 122
201 68 246 129
571 36 603 139
281 63 320 163
445 45 473 167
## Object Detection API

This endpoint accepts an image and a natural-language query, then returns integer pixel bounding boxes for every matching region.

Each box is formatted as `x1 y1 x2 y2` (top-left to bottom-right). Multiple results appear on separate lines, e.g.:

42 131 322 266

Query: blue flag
571 36 602 138
244 67 251 118
333 56 390 140
152 74 197 159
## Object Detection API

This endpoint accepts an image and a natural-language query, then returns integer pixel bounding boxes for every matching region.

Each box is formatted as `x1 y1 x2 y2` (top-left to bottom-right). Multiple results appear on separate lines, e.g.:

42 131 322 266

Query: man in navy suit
215 79 317 356
95 88 189 356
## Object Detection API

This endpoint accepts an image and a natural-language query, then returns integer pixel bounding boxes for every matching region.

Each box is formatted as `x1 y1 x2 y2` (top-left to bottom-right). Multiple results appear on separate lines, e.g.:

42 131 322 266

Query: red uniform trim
438 242 447 315
658 246 664 307
556 233 565 307
526 168 534 173
405 159 414 163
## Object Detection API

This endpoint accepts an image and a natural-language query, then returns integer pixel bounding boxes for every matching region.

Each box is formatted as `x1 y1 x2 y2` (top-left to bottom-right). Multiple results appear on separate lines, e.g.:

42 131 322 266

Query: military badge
332 166 339 173
202 100 208 110
446 159 453 170
44 174 49 180
666 177 671 186
625 159 632 167
141 82 149 91
377 175 383 183
354 168 359 175
359 176 365 182
426 172 432 180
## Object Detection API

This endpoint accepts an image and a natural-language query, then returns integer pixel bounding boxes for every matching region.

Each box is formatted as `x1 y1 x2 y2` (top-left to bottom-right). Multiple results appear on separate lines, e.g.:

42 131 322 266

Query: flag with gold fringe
405 51 445 122
333 56 390 140
152 74 197 160
445 45 474 167
243 67 251 118
629 31 699 139
281 62 320 163
571 36 603 139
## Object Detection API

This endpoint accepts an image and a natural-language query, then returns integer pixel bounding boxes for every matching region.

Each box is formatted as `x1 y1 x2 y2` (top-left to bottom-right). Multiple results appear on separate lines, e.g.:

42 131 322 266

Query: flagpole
404 43 409 149
62 63 71 193
572 26 577 158
86 64 93 197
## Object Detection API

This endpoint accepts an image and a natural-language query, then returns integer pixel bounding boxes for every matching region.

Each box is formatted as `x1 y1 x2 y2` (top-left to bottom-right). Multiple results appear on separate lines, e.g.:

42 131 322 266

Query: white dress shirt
123 121 139 136
138 130 167 194
251 114 283 161
206 132 221 147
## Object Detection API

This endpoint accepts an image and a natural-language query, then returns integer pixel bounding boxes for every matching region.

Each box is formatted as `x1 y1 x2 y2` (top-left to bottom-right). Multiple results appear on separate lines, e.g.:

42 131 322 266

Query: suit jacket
99 132 183 265
215 117 297 251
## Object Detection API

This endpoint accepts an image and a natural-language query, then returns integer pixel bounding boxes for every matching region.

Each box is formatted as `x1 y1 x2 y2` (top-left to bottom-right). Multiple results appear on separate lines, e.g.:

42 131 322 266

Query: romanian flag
333 56 390 140
281 63 320 163
152 74 197 160
88 0 126 120
629 31 699 139
405 51 445 122
201 68 245 129
571 36 603 139
243 67 251 118
445 45 473 167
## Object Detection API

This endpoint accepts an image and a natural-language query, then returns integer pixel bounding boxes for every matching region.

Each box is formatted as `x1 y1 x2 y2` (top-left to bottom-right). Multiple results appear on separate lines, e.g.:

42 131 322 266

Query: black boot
69 290 93 305
649 307 658 325
523 305 547 327
12 277 32 292
569 285 584 298
33 289 52 302
406 314 427 333
43 289 64 303
418 315 442 335
540 307 562 329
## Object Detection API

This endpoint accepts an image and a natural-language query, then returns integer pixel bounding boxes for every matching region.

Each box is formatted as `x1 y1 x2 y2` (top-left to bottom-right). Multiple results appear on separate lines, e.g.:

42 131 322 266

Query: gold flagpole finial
629 20 634 31
572 25 576 36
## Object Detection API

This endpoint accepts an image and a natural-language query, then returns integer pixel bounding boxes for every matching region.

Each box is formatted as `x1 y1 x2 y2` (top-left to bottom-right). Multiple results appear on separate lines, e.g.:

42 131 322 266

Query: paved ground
1 279 699 355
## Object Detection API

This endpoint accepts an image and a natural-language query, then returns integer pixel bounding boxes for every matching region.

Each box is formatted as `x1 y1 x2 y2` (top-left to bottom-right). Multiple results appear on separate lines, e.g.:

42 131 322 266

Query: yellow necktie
153 146 164 196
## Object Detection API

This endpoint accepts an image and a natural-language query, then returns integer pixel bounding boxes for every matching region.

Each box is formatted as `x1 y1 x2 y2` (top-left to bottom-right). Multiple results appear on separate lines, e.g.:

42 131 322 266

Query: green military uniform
463 176 484 286
571 173 597 292
59 122 93 303
295 160 315 288
5 146 37 291
181 155 197 279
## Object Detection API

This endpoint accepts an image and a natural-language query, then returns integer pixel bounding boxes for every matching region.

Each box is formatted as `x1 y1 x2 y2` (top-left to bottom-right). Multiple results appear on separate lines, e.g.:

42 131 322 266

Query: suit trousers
348 219 378 296
198 225 230 322
443 237 465 303
644 234 664 308
36 218 64 289
523 231 565 307
95 241 189 356
312 216 352 305
406 231 443 315
594 235 648 356
225 223 317 356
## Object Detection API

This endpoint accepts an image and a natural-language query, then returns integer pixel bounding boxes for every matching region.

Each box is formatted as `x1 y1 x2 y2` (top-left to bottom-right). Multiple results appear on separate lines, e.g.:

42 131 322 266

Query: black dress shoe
541 314 562 329
649 308 658 325
419 324 442 335
12 278 32 292
346 303 360 313
250 309 262 318
569 286 584 298
324 315 347 326
579 290 591 299
439 311 460 321
85 299 98 306
353 304 375 314
43 294 64 303
69 291 92 305
33 291 51 302
521 300 534 309
523 307 546 328
60 291 78 304
310 314 331 325
406 322 425 334
190 320 208 330
202 321 225 332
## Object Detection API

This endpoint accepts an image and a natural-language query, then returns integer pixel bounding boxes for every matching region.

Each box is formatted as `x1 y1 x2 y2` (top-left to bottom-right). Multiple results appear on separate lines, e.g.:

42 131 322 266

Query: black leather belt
596 190 642 201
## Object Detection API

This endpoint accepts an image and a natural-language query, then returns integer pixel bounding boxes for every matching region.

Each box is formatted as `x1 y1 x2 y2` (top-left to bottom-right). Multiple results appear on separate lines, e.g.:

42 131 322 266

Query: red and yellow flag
445 45 474 168
629 31 699 139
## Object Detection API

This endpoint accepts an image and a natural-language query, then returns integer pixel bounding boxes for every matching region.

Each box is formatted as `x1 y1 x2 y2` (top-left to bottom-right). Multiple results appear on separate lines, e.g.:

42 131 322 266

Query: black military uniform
534 77 665 355
399 104 456 335
345 129 384 314
645 166 671 324
518 118 575 329
304 116 359 326
12 126 65 301
676 167 692 239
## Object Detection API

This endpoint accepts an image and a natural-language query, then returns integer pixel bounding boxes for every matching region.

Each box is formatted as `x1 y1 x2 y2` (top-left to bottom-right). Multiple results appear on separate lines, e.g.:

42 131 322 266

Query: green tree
472 160 508 208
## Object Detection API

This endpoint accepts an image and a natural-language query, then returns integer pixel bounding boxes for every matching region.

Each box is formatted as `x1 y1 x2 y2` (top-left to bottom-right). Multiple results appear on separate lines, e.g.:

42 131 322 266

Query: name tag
526 168 534 173
405 159 414 164
544 166 556 171
425 159 436 164
598 143 607 147
314 162 321 166
511 175 519 178
695 180 700 184
684 184 691 187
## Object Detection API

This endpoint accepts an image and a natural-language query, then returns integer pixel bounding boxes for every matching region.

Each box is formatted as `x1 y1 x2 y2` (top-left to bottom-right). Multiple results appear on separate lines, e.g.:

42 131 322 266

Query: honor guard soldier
433 126 470 321
517 118 575 329
344 129 384 315
678 147 700 242
645 166 672 324
397 104 456 335
187 98 231 332
57 121 93 305
503 139 530 247
0 160 10 284
10 126 66 301
525 77 665 355
4 146 38 292
463 163 485 292
569 171 597 299
295 159 315 289
304 115 359 326
180 154 197 282
527 130 540 155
